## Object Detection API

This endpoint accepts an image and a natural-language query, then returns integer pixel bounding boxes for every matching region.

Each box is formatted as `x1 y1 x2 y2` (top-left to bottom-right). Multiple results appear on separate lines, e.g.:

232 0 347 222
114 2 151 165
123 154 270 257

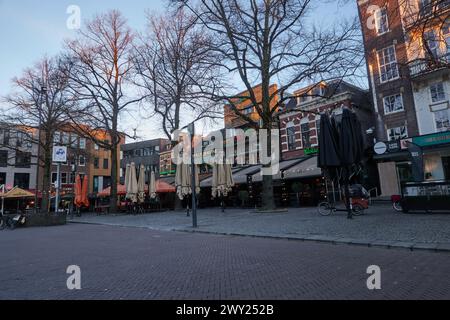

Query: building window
378 45 399 83
375 7 389 35
0 172 6 185
443 19 450 57
79 155 86 167
0 150 8 167
94 144 100 150
387 126 408 141
103 158 109 169
2 130 10 146
53 132 60 145
62 132 70 145
301 122 311 148
286 122 296 151
79 138 86 149
69 172 76 184
15 151 31 168
94 157 99 169
419 0 433 17
61 172 68 184
241 106 254 115
424 30 440 59
315 117 321 136
434 110 450 132
430 82 446 103
70 134 78 148
383 94 404 114
13 173 29 189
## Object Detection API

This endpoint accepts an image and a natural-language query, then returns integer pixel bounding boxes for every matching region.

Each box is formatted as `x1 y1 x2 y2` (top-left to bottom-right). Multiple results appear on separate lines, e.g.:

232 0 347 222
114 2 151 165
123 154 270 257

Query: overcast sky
0 0 362 142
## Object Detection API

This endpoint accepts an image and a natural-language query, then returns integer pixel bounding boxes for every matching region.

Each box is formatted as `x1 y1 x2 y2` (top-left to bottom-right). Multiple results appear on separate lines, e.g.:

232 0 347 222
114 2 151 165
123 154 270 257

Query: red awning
98 180 174 197
155 180 175 193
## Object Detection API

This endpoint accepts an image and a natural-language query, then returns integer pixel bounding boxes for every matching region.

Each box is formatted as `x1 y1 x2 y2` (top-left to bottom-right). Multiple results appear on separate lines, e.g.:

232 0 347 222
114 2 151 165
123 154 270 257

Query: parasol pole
1 184 4 216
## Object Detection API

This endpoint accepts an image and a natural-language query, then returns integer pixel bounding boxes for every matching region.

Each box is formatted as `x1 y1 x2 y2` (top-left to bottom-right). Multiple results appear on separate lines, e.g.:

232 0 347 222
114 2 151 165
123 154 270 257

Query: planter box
25 214 67 228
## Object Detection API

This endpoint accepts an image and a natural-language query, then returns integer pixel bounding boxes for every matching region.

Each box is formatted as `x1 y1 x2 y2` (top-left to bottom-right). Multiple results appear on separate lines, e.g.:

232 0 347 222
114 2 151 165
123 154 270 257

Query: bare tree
64 10 141 212
1 56 75 213
179 0 363 210
134 8 223 140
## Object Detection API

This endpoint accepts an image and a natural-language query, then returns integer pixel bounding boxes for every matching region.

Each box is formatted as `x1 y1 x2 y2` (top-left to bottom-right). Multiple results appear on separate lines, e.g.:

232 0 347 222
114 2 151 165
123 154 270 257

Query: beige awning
1 187 35 199
283 156 322 179
251 157 308 182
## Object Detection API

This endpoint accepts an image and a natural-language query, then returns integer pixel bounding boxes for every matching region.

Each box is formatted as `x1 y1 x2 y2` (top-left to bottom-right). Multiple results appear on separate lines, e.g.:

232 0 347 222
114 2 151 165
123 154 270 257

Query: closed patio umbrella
339 108 364 219
137 164 146 204
212 163 234 213
175 163 199 200
74 174 82 208
211 164 234 198
126 162 138 203
81 175 89 208
124 164 131 192
318 112 341 174
149 171 157 199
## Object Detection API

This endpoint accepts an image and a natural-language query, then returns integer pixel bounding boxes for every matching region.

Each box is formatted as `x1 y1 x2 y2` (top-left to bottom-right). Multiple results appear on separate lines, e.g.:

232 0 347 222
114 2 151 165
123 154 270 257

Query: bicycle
317 201 365 216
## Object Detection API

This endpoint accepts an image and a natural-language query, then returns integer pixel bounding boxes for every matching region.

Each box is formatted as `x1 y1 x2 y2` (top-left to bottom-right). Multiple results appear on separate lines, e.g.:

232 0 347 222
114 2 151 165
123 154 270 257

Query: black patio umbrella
339 108 365 219
318 112 341 201
318 112 341 170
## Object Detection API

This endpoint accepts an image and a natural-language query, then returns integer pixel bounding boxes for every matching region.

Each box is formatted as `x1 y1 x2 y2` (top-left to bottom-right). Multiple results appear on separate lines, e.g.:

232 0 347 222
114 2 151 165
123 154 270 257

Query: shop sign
400 138 412 150
304 147 318 155
387 140 401 153
373 142 387 155
52 146 67 163
412 131 450 147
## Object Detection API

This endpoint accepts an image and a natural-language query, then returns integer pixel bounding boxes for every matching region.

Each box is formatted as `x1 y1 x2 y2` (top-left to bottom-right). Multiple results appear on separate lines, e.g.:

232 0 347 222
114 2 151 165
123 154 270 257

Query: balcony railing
403 1 450 28
409 53 450 77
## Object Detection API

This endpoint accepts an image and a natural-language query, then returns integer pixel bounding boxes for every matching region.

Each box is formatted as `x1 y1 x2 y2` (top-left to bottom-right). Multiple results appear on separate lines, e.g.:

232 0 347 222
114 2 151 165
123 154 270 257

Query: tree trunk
261 127 275 210
110 144 118 213
40 132 52 214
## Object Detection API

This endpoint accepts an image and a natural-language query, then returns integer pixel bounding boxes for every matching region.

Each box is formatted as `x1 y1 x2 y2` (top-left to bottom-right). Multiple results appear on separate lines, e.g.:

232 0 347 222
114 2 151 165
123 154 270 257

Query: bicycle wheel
318 202 332 216
6 217 16 230
352 204 365 216
392 201 402 212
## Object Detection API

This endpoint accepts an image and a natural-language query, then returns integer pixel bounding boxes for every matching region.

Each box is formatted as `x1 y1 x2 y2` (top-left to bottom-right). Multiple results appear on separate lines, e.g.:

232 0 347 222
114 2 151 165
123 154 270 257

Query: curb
68 220 450 253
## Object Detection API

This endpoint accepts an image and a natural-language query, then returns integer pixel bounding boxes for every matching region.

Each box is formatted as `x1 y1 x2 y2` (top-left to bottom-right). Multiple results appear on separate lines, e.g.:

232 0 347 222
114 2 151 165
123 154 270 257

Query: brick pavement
69 204 450 251
0 224 449 300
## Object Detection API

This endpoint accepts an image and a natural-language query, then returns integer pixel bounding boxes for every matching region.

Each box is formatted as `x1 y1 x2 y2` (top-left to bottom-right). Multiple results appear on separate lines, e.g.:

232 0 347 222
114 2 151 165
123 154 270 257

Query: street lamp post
70 162 77 219
187 122 197 228
34 85 46 214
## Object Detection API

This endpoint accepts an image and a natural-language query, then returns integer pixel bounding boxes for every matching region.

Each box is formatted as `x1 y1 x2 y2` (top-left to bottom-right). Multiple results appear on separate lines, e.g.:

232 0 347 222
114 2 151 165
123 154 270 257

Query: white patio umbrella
175 163 200 200
211 163 235 198
126 162 138 203
149 171 157 199
124 164 131 193
137 164 146 204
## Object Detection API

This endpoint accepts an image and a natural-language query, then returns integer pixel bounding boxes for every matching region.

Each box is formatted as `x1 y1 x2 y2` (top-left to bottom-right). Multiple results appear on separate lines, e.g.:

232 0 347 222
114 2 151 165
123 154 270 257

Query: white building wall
412 77 450 135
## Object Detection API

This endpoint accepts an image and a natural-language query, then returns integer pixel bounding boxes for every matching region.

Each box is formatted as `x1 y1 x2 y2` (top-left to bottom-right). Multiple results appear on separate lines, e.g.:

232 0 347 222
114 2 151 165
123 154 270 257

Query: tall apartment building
120 138 171 183
358 0 450 195
0 125 38 190
39 128 124 196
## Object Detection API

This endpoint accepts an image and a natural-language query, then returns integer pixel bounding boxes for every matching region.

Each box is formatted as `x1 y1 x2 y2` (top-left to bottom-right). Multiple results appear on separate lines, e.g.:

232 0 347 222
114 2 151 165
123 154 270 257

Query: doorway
442 156 450 180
